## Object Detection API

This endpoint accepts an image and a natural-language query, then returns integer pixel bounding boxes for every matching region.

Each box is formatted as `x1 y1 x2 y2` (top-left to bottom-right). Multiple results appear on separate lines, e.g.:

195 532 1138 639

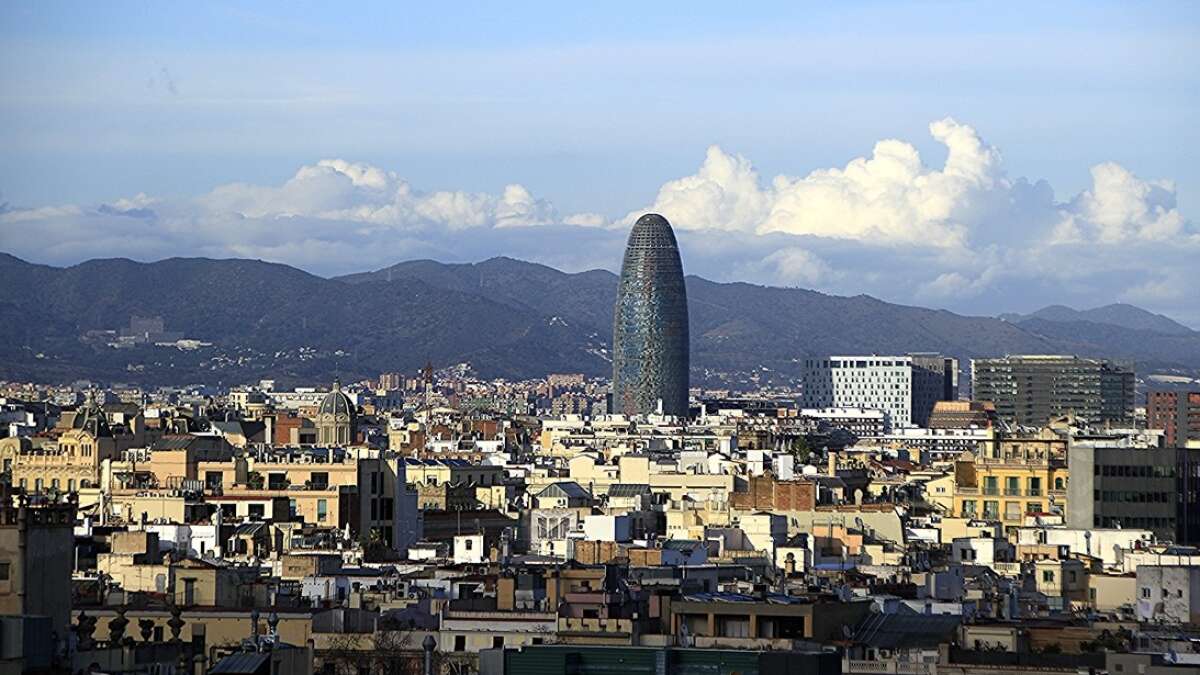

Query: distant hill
1 252 1198 386
999 303 1195 336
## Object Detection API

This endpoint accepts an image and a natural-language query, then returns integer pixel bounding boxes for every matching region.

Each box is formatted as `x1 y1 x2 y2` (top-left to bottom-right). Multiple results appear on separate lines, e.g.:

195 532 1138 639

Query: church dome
318 380 354 418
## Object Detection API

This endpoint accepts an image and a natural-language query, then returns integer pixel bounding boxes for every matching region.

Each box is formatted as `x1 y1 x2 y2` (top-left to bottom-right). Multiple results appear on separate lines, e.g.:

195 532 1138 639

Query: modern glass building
970 355 1135 427
611 213 690 417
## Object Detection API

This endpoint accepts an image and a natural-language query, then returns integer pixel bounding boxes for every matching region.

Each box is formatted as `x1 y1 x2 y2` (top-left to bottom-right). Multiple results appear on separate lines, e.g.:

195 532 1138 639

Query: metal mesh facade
612 213 690 417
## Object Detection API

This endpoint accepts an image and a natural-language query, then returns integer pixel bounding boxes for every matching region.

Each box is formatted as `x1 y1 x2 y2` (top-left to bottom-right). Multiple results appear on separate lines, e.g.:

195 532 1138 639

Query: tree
788 436 814 463
318 630 422 675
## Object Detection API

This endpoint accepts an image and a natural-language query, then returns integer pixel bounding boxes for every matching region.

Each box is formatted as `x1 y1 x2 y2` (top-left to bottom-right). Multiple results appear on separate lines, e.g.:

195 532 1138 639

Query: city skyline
4 4 1200 671
1 3 1197 326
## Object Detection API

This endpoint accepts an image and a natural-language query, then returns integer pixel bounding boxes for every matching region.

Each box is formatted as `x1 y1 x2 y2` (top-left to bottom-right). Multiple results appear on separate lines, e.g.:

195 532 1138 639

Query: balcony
845 660 935 675
1005 489 1022 497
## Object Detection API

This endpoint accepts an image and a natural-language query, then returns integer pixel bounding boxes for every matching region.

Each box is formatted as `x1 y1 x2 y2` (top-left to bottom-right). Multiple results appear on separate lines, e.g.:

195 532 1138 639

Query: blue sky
1 2 1197 325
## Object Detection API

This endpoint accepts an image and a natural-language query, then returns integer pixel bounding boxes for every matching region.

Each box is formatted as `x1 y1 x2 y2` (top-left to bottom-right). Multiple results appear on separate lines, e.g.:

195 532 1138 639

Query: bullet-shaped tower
612 213 690 417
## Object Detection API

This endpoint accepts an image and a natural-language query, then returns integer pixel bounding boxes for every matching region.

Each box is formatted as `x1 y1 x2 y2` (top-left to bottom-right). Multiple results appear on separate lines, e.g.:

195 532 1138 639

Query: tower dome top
627 213 679 250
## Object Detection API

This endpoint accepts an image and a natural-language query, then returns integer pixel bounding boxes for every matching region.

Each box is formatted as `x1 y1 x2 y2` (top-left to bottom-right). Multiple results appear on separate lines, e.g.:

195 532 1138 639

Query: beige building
98 532 249 606
1 397 136 493
0 488 75 638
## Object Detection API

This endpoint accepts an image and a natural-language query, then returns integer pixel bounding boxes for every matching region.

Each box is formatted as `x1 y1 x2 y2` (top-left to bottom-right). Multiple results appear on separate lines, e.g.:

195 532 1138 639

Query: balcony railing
844 660 935 675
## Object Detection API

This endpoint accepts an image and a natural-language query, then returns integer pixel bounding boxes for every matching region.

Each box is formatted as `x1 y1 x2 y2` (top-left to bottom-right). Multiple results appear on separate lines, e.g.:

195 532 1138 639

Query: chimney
497 575 516 611
827 451 837 476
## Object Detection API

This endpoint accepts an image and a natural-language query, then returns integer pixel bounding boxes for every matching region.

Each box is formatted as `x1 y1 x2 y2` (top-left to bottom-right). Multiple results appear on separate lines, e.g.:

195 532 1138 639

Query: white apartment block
801 354 952 431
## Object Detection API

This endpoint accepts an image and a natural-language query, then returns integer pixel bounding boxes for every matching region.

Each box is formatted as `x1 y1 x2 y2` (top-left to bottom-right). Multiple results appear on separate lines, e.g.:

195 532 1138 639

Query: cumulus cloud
1050 162 1187 244
0 119 1194 327
196 158 562 230
631 118 1010 249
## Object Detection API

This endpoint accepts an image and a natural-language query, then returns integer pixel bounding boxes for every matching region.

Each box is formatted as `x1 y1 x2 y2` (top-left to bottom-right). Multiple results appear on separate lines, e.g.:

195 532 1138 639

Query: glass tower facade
612 213 690 417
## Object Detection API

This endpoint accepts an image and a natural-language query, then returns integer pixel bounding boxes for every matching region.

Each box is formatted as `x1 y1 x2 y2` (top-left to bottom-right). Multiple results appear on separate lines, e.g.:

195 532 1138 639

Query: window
492 636 504 649
454 636 466 652
1004 502 1021 521
248 504 265 520
1005 477 1020 496
311 472 329 489
1043 570 1055 583
1027 477 1042 496
317 499 328 521
984 477 999 496
0 562 9 580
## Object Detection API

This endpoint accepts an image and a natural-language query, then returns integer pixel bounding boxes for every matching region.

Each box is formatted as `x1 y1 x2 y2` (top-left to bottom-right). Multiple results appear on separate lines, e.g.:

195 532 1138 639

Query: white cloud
631 118 1008 249
0 120 1194 327
196 158 561 230
748 247 837 287
1053 162 1186 244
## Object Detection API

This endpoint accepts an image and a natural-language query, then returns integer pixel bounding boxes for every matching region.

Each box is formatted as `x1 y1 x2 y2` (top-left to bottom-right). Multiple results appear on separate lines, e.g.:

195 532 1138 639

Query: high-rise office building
1147 389 1200 447
1068 442 1200 544
970 355 1134 427
801 354 955 430
611 213 690 418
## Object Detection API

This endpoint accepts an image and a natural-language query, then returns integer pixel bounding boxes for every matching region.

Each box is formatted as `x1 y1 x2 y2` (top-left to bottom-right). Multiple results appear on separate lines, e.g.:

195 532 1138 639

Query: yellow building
951 431 1068 531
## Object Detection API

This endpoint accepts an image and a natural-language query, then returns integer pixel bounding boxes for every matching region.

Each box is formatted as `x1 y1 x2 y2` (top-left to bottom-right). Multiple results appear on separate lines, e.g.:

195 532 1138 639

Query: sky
1 2 1198 326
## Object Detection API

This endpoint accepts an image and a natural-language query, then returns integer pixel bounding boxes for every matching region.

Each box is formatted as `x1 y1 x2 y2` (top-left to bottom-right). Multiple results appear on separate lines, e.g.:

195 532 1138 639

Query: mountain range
998 304 1195 336
1 252 1197 386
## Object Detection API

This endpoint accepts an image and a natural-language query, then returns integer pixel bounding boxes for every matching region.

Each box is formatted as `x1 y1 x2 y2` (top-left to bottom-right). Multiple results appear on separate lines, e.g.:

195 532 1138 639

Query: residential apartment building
0 486 76 639
802 354 955 430
951 432 1068 530
1147 389 1200 447
971 355 1135 427
1136 566 1200 624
